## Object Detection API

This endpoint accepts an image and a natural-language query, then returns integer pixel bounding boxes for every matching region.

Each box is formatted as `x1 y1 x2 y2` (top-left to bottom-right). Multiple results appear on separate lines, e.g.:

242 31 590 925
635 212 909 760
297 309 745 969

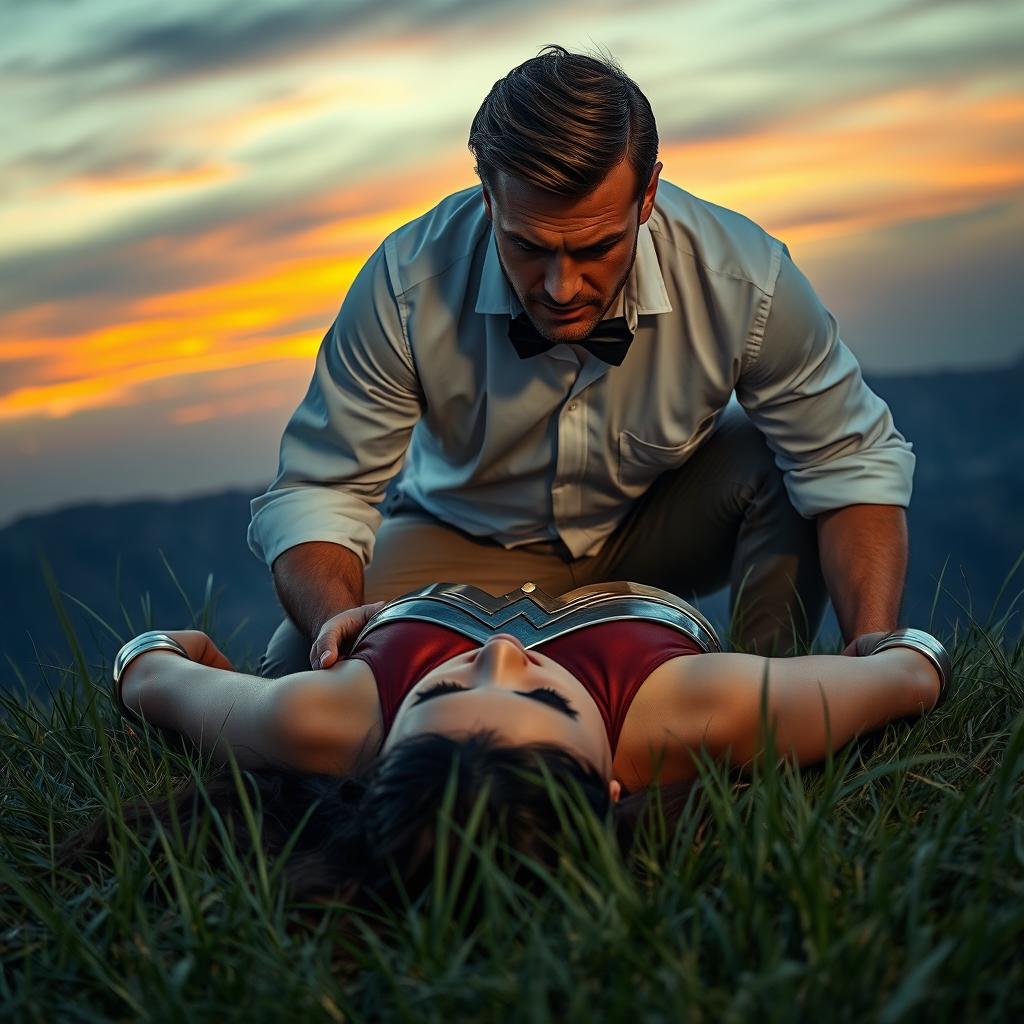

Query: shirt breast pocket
616 414 718 491
616 430 693 491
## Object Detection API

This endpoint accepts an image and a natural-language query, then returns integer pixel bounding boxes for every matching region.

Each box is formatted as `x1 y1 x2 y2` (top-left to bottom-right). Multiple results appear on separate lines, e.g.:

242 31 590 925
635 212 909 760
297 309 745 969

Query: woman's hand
166 630 235 671
310 601 386 669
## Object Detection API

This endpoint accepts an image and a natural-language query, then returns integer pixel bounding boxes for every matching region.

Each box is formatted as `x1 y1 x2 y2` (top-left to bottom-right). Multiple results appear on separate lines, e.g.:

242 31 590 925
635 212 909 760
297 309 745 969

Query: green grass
1 573 1023 1022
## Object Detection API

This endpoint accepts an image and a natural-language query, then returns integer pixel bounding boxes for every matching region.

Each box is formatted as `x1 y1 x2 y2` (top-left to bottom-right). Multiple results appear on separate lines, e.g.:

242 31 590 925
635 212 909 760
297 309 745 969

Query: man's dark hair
468 44 659 203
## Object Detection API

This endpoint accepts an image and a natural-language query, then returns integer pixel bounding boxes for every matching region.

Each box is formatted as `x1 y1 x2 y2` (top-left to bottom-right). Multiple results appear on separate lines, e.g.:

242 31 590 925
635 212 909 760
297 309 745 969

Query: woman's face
383 632 615 782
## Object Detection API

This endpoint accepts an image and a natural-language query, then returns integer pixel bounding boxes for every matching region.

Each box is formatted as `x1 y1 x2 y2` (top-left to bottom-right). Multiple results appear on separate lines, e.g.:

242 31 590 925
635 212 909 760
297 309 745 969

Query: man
248 46 913 675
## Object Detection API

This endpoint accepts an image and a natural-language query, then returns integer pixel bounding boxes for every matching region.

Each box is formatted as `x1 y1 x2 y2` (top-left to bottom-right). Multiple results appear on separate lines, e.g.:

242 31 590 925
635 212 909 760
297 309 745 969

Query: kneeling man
248 46 914 674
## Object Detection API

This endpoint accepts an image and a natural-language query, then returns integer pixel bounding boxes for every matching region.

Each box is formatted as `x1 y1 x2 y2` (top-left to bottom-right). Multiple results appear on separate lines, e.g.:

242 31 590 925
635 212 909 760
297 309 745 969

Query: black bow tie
508 312 634 366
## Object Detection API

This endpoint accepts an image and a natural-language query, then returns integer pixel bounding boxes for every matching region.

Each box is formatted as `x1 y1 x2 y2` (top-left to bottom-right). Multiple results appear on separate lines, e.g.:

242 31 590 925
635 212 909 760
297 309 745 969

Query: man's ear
639 161 663 225
481 184 493 221
608 779 622 803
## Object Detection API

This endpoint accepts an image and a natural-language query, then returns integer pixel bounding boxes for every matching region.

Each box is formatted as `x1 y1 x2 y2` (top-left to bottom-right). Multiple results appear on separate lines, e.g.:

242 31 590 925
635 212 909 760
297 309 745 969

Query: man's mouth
541 302 589 319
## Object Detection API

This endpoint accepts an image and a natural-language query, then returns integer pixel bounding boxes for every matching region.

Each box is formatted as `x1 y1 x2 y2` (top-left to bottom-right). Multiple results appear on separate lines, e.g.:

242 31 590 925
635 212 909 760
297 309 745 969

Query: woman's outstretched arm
625 646 942 784
681 647 941 769
117 630 379 773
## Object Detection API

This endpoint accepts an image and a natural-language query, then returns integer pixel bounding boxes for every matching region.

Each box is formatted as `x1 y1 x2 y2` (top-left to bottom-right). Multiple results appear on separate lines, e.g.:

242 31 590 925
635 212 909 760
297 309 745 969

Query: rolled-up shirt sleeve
736 248 915 517
247 243 422 568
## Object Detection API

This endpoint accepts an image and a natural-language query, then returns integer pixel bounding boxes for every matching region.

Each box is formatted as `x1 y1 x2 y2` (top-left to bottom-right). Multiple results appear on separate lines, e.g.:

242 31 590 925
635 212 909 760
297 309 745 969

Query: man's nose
544 257 581 306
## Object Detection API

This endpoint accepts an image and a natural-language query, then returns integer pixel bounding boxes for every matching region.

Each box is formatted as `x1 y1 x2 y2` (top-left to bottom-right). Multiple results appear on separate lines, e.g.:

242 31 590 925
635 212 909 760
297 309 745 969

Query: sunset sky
2 0 1022 526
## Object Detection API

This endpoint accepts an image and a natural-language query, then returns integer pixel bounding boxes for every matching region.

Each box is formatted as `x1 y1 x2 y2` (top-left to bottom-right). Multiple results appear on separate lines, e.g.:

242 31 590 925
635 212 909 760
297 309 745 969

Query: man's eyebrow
504 229 627 253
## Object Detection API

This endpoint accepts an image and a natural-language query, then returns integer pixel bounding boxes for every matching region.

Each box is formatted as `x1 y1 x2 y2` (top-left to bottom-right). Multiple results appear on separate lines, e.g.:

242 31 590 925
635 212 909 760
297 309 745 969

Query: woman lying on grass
65 581 950 906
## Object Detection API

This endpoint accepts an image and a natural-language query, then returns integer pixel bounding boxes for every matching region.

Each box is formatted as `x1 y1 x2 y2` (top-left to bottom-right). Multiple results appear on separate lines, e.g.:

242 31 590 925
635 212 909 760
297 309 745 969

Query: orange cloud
0 334 318 421
195 77 413 151
0 153 471 420
62 162 238 195
199 87 344 147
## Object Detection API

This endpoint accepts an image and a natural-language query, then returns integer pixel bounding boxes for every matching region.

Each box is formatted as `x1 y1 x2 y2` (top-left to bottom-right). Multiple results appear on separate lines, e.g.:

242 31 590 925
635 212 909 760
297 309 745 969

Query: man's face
482 156 662 344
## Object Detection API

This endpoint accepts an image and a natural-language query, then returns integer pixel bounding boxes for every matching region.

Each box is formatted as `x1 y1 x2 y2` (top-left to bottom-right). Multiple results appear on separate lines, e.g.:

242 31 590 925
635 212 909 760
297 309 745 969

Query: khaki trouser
259 406 826 676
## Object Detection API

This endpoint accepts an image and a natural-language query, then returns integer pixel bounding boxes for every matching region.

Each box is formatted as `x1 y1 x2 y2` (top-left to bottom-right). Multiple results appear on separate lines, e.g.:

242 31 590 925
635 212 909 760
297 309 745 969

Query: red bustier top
348 618 704 754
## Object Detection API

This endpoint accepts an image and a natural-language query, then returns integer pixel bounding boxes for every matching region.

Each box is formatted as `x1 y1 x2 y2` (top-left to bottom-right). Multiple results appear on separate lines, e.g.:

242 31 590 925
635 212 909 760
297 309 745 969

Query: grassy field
1 575 1023 1023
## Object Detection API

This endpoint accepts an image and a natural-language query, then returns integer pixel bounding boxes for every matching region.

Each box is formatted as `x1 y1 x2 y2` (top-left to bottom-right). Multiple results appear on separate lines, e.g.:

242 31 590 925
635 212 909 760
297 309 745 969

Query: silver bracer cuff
870 628 952 692
112 631 190 711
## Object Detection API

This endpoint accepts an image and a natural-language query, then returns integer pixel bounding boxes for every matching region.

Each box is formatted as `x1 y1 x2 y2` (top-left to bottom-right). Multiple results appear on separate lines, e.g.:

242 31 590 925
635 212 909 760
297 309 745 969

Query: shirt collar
475 219 673 330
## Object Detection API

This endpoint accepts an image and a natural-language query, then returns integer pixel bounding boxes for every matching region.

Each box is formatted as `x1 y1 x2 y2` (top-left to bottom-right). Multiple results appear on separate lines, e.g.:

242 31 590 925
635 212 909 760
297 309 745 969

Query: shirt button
568 401 578 412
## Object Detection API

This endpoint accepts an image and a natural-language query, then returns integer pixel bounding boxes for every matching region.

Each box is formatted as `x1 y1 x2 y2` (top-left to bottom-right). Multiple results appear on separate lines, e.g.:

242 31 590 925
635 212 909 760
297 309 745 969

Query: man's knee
259 616 310 678
710 406 780 493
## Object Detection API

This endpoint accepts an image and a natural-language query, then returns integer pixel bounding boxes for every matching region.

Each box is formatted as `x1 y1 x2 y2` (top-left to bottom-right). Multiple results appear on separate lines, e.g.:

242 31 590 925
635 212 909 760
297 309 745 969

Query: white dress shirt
248 180 914 569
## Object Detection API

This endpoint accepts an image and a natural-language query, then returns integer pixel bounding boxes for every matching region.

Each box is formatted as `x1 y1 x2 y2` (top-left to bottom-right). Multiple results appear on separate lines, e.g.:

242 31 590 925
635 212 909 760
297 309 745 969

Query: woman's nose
487 632 525 651
474 633 529 675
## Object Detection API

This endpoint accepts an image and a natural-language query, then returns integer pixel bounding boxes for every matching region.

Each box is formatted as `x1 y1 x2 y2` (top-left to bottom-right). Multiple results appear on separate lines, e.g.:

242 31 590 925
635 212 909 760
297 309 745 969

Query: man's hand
309 600 386 669
842 631 889 657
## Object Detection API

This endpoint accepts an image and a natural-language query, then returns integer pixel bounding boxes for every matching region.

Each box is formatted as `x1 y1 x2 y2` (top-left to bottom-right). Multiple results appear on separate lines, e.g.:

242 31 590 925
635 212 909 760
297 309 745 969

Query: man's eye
513 239 540 253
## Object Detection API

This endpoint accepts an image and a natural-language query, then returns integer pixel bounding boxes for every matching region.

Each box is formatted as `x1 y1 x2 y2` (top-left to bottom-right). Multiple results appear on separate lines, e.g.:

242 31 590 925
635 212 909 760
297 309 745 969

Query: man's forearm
270 541 365 640
817 504 908 642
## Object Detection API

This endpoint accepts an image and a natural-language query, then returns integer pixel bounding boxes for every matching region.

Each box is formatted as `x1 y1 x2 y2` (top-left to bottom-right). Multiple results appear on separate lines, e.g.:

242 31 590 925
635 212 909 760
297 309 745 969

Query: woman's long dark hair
58 732 641 910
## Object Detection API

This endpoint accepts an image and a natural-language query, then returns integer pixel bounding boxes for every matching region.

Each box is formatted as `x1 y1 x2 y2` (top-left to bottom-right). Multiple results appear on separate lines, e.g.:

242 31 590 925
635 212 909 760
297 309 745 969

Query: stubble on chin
533 309 603 345
494 235 638 346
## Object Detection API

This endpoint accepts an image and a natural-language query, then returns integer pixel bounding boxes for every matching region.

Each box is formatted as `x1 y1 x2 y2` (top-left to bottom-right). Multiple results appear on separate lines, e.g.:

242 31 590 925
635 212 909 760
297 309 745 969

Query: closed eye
516 686 579 719
411 680 578 719
412 680 466 704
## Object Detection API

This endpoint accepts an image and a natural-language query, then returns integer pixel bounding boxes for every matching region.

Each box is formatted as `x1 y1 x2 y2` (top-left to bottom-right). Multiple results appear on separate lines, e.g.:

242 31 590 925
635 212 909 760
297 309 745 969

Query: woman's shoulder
613 652 740 786
275 658 383 775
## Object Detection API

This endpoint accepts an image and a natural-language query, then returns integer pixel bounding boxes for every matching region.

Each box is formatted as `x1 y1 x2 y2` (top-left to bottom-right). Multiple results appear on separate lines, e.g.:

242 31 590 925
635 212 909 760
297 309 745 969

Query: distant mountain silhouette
3 359 1021 691
867 358 1024 635
0 490 279 689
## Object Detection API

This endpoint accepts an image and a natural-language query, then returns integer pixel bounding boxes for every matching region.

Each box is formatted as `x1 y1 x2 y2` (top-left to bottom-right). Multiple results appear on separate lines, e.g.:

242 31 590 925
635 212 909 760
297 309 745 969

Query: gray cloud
0 354 52 394
2 138 208 194
4 0 538 93
69 3 383 80
5 2 373 76
722 0 1021 82
809 196 1024 373
650 0 1022 145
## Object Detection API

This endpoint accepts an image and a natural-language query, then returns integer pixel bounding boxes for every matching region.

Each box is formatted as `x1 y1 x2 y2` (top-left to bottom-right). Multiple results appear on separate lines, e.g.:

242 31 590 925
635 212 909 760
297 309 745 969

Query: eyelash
412 680 578 718
413 679 465 703
528 686 580 719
